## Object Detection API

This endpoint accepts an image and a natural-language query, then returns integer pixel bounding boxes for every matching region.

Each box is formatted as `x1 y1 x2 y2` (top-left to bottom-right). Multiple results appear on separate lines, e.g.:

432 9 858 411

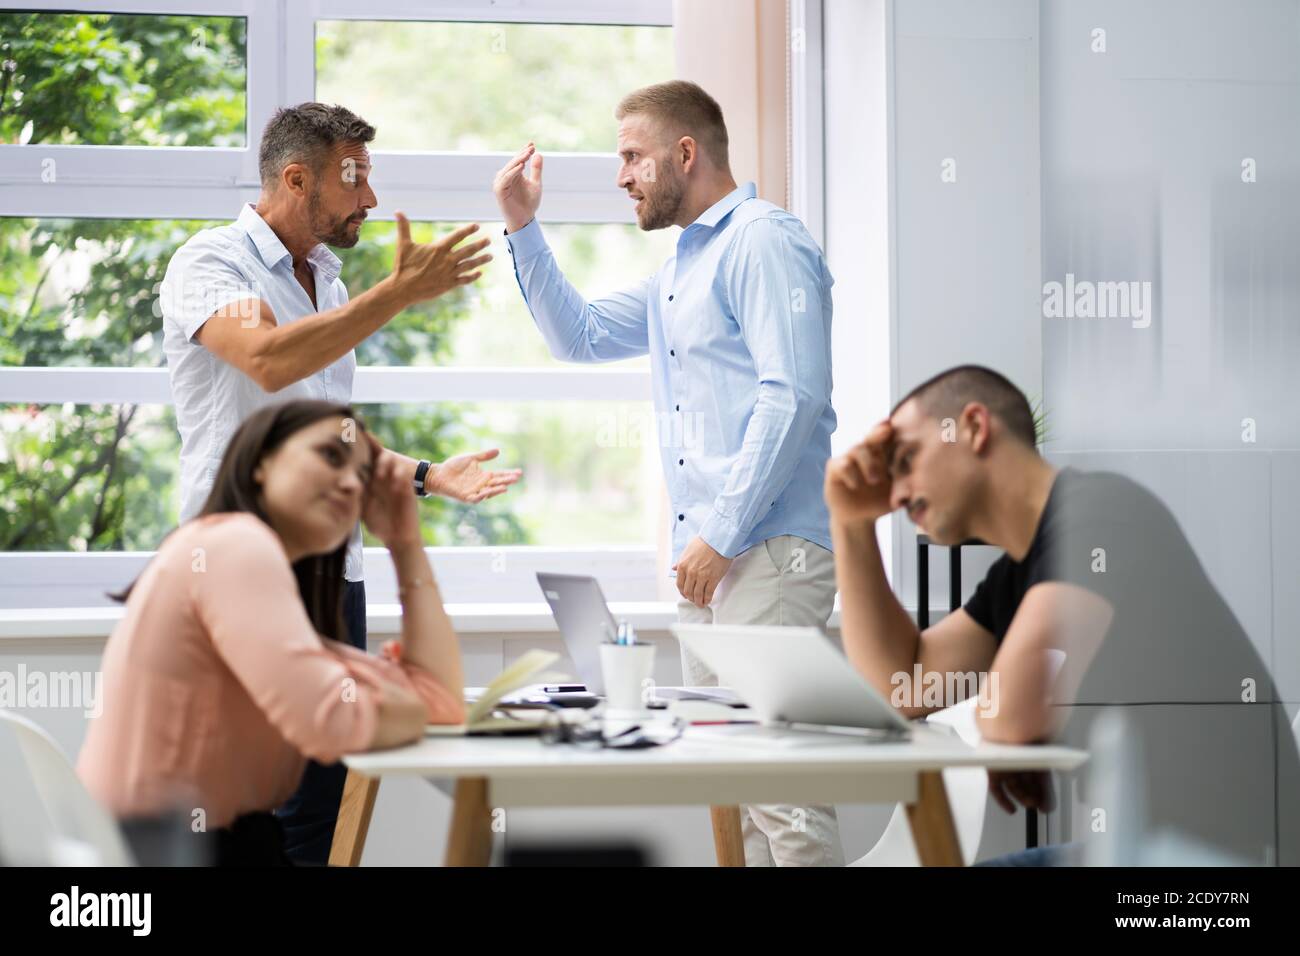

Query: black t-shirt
961 469 1065 644
960 467 1298 863
963 467 1273 705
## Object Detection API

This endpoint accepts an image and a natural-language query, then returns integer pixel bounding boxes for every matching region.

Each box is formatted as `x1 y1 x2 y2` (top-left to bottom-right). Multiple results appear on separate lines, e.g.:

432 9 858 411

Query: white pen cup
599 641 656 713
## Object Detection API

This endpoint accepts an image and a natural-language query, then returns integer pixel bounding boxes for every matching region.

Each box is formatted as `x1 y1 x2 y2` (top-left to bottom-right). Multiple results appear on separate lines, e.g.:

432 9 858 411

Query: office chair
0 709 134 866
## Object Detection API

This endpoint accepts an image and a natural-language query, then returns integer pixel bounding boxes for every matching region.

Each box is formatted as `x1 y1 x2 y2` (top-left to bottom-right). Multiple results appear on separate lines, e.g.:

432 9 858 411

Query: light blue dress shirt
506 182 836 560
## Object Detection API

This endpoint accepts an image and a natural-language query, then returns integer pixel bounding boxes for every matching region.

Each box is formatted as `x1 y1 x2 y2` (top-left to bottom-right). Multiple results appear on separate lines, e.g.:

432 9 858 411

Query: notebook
425 649 569 736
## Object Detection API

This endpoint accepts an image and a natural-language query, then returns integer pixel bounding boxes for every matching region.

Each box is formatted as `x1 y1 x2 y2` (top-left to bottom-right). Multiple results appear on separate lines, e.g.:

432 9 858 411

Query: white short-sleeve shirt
160 204 363 581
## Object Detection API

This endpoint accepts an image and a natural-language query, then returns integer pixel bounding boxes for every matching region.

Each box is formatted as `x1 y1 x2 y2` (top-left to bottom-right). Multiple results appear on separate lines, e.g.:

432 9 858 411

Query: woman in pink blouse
77 400 466 864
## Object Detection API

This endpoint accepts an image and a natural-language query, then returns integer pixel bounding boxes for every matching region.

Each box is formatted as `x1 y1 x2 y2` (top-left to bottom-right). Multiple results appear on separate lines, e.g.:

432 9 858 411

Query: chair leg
328 769 379 867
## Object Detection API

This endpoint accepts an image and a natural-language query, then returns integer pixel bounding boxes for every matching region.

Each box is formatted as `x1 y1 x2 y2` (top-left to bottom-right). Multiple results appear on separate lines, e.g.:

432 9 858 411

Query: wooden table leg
328 769 380 867
710 805 746 866
445 777 494 867
905 770 964 866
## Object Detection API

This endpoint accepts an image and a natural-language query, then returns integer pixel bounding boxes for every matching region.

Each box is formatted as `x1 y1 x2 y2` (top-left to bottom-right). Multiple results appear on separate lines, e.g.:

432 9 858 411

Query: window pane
341 220 676 368
1 218 220 368
315 20 673 152
0 12 246 147
1 217 673 369
358 401 659 547
0 403 180 551
1 401 659 551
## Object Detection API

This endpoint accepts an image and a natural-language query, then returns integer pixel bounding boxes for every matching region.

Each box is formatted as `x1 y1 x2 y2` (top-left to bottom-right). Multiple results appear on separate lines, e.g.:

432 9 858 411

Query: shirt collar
691 181 757 230
236 203 343 285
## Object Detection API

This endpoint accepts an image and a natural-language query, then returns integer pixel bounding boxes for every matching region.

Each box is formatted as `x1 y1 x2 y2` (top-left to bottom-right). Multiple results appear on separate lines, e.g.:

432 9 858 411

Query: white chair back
851 650 1068 866
0 710 134 866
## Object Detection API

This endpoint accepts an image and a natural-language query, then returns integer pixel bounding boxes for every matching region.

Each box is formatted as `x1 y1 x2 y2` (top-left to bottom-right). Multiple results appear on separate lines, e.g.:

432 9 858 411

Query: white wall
1039 0 1299 693
879 0 1299 689
870 0 1299 863
881 0 1044 615
1037 0 1300 864
825 0 896 582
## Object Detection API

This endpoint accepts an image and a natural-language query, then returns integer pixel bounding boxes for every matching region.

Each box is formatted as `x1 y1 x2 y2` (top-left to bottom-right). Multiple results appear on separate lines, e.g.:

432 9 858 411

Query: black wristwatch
412 459 433 497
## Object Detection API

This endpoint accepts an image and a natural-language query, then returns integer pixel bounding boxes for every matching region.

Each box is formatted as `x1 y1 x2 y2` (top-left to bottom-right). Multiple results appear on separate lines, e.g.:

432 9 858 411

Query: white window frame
788 0 825 251
0 0 671 220
821 0 895 587
0 0 831 608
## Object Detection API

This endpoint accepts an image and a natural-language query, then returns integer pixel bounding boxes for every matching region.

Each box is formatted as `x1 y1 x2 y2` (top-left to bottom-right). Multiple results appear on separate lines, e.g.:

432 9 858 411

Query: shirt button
677 514 685 522
668 294 674 301
675 404 680 411
678 459 684 465
670 349 676 356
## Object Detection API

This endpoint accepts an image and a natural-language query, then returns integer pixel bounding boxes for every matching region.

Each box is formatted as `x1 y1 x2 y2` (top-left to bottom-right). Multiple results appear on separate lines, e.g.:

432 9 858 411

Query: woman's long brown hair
112 400 367 644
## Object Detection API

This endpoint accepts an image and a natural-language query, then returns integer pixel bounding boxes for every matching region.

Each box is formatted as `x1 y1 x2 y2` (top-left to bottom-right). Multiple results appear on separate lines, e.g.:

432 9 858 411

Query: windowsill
0 603 847 641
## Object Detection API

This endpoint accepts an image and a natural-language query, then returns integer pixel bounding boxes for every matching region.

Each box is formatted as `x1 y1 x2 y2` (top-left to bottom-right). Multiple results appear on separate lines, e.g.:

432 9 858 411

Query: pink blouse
77 513 463 829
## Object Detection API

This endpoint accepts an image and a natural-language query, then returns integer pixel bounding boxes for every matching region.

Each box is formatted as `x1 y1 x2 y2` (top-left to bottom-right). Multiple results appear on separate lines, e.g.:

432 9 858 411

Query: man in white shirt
160 102 520 865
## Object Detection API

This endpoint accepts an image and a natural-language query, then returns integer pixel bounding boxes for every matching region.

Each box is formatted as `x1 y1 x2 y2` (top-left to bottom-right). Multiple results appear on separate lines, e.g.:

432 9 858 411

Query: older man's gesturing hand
428 448 522 504
390 212 492 305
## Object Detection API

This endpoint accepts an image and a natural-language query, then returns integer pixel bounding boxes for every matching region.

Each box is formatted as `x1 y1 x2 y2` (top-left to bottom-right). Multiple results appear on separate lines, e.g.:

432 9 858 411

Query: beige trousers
676 535 844 867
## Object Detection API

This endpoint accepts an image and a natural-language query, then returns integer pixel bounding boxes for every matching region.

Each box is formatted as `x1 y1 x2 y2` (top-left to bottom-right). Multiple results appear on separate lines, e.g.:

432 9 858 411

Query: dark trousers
119 810 292 867
215 812 293 866
274 578 367 867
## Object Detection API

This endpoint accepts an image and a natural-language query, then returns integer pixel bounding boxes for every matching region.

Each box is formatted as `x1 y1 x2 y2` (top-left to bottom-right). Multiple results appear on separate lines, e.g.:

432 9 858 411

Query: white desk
331 724 1087 866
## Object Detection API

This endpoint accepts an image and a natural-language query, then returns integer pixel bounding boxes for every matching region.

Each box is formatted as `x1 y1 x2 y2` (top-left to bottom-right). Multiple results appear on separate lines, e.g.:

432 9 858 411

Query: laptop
536 572 620 696
672 624 912 739
535 573 743 708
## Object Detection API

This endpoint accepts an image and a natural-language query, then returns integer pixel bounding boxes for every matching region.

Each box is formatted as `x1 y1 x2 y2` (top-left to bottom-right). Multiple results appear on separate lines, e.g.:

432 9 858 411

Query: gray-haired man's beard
636 170 685 231
308 191 363 248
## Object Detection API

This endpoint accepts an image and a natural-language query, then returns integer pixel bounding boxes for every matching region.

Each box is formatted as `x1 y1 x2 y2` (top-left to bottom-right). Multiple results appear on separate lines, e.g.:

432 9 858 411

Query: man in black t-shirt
826 364 1297 864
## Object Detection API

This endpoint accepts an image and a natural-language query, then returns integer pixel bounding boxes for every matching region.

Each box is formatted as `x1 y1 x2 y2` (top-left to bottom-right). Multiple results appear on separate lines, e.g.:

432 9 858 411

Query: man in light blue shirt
493 81 842 866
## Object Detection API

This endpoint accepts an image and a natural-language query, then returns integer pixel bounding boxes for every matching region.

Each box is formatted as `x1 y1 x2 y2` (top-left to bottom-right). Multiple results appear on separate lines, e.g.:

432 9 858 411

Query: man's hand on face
824 419 897 525
390 212 493 306
492 143 544 234
672 535 734 609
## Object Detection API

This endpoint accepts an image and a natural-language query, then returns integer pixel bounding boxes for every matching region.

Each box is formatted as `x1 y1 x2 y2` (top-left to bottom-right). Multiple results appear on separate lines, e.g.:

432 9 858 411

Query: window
336 220 673 369
355 401 660 548
1 400 659 551
316 20 673 153
0 0 675 605
0 11 247 147
2 218 219 369
1 403 178 552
